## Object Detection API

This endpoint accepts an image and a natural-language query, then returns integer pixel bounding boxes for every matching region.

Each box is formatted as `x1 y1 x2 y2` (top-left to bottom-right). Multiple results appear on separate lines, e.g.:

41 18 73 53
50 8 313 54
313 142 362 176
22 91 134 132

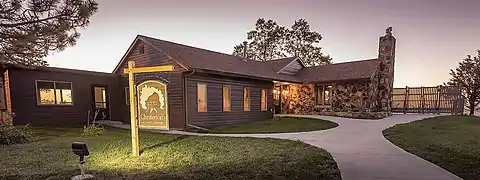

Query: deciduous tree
0 0 98 67
447 50 480 116
233 18 286 61
285 19 331 66
233 18 332 66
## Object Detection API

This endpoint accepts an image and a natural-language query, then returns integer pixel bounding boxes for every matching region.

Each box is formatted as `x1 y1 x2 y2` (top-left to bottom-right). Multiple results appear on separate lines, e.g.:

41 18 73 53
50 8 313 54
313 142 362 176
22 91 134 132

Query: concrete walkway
104 114 462 180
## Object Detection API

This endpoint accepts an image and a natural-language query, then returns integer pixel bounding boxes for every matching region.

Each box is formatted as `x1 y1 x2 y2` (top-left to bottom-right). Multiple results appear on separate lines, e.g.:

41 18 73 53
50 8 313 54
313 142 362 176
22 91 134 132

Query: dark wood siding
8 69 126 126
186 72 274 128
114 40 187 129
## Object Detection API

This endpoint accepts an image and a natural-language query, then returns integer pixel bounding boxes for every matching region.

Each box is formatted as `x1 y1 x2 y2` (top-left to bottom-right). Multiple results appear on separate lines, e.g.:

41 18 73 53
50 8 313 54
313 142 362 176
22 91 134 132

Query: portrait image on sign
136 80 168 129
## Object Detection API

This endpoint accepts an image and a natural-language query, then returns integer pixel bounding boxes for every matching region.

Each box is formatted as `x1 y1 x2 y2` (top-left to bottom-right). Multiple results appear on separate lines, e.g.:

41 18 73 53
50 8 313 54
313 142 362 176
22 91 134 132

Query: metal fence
392 86 464 114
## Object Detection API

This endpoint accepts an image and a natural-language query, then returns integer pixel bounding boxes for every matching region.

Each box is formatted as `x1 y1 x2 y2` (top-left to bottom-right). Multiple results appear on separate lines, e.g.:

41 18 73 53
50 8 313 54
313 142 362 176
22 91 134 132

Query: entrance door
92 85 110 121
274 85 282 114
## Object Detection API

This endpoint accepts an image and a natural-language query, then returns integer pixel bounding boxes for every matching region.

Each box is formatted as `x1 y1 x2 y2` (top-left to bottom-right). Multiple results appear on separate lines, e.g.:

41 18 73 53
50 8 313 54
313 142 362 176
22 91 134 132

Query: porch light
273 89 277 94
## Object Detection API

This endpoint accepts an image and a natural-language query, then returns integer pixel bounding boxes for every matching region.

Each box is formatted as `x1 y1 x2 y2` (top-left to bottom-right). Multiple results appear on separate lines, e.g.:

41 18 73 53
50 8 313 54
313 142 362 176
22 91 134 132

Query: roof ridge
303 58 378 68
139 35 257 62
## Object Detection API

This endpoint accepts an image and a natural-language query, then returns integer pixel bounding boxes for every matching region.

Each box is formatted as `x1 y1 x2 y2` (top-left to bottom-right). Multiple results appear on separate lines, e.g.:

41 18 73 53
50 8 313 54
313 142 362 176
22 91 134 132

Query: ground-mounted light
71 142 94 180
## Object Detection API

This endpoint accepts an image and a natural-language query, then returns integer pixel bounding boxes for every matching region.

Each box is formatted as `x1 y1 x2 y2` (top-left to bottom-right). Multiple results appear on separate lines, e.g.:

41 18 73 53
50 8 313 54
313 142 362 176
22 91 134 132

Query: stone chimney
375 27 396 112
242 41 248 62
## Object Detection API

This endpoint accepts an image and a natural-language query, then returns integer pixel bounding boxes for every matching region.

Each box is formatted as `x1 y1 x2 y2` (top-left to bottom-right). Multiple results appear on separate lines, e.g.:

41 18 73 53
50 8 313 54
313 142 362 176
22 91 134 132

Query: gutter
183 69 210 131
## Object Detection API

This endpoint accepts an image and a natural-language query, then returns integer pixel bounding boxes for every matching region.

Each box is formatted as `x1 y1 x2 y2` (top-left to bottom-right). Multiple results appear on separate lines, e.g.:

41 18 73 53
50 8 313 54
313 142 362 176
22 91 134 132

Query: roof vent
242 41 248 62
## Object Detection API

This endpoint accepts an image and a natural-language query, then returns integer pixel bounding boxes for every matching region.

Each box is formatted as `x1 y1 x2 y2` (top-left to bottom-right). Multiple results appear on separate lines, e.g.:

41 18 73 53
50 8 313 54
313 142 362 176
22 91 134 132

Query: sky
44 0 480 88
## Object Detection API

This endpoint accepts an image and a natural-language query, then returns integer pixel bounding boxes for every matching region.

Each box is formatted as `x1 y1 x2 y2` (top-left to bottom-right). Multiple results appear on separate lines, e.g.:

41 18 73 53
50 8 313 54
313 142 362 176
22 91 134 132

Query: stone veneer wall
280 84 314 114
279 81 372 114
331 81 371 112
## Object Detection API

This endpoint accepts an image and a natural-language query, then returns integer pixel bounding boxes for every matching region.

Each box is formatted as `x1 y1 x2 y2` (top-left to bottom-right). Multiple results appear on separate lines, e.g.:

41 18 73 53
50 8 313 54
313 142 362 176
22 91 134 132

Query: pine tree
0 0 98 67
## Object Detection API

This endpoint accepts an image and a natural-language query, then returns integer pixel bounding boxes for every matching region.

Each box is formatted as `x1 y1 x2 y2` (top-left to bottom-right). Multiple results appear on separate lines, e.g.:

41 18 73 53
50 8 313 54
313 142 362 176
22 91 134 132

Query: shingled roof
121 35 380 83
297 58 380 83
139 35 300 82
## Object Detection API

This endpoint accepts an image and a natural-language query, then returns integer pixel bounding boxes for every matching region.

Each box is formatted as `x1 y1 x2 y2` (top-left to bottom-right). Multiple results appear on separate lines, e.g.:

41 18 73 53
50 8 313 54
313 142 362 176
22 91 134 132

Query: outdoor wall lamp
71 142 94 180
283 90 289 94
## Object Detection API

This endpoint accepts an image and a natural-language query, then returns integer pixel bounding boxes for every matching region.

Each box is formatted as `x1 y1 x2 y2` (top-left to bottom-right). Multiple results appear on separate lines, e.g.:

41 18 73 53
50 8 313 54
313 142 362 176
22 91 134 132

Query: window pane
39 88 55 104
37 81 55 104
223 86 231 111
55 82 71 90
197 83 207 112
37 81 54 89
61 89 73 104
324 85 332 105
261 89 267 111
244 88 250 111
125 87 130 105
94 87 106 103
317 86 323 105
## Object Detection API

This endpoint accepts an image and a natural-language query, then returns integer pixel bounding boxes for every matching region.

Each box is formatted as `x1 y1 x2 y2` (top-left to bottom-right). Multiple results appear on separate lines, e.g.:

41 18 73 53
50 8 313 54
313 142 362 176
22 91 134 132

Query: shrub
81 124 106 137
0 124 32 145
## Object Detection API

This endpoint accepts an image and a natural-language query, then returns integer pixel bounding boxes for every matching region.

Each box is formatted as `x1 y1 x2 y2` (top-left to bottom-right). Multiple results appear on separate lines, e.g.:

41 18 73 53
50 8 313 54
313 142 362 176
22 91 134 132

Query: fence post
421 86 425 114
404 86 408 114
436 85 441 114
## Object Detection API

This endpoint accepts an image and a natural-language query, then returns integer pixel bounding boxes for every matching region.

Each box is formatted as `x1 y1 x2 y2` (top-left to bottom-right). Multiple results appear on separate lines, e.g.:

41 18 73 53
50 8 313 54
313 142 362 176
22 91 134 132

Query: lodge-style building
0 27 396 130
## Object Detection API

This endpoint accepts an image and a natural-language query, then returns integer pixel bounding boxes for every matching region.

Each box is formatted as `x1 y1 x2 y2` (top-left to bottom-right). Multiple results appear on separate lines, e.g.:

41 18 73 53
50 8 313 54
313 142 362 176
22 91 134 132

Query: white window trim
35 80 74 106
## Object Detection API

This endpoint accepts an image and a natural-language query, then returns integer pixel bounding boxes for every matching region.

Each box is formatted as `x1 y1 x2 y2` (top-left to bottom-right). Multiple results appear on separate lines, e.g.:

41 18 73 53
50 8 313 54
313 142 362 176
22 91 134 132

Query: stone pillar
376 27 396 112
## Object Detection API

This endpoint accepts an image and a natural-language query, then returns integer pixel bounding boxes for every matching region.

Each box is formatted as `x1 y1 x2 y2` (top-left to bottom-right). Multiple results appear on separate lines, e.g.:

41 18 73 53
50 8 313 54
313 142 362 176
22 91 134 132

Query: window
223 85 231 111
261 89 267 111
125 87 129 105
316 85 332 106
94 87 107 108
36 81 73 105
197 83 207 112
244 87 250 111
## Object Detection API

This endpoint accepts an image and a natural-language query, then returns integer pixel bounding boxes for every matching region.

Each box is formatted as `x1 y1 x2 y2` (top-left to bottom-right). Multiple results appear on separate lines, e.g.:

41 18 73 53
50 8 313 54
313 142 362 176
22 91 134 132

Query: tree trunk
469 104 475 116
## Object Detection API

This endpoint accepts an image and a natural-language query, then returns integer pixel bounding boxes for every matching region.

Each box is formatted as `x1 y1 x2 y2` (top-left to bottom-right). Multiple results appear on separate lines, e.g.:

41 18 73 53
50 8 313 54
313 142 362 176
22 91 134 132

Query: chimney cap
386 27 393 36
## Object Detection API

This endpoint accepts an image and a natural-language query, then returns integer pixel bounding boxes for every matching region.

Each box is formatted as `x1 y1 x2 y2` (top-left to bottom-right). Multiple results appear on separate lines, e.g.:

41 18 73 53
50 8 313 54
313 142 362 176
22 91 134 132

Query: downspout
183 70 210 131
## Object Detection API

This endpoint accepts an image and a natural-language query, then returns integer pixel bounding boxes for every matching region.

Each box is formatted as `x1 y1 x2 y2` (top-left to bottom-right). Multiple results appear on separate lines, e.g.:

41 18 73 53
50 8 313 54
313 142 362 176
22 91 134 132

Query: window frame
93 86 107 108
261 88 268 111
243 87 251 112
197 83 208 112
125 87 130 105
35 80 74 106
315 84 333 106
222 85 231 112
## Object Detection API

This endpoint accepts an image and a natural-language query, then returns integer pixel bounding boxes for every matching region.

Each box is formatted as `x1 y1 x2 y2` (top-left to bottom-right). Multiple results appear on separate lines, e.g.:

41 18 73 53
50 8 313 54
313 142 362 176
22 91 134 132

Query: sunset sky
44 0 480 88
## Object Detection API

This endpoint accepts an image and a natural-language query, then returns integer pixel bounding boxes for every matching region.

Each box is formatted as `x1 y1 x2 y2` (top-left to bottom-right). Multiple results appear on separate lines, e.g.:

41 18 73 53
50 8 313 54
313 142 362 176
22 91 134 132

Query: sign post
124 60 174 157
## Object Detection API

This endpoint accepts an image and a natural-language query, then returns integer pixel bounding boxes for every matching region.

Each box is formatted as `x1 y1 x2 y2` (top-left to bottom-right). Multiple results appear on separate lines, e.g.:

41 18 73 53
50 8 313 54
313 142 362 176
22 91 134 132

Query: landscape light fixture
71 142 94 180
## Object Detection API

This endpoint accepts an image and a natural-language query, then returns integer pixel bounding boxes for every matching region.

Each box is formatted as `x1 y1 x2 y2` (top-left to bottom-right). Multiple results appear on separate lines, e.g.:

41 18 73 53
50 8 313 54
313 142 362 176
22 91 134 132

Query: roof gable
111 35 188 74
277 58 305 75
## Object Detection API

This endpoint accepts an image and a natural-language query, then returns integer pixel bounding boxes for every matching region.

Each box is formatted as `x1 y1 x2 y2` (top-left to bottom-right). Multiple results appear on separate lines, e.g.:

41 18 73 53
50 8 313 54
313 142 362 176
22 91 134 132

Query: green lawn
0 127 341 180
211 116 338 134
383 115 480 180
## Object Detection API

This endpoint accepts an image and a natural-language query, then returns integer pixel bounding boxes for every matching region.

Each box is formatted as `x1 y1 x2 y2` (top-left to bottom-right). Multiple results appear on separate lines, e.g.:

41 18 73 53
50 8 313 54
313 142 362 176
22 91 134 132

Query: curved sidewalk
106 114 462 180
